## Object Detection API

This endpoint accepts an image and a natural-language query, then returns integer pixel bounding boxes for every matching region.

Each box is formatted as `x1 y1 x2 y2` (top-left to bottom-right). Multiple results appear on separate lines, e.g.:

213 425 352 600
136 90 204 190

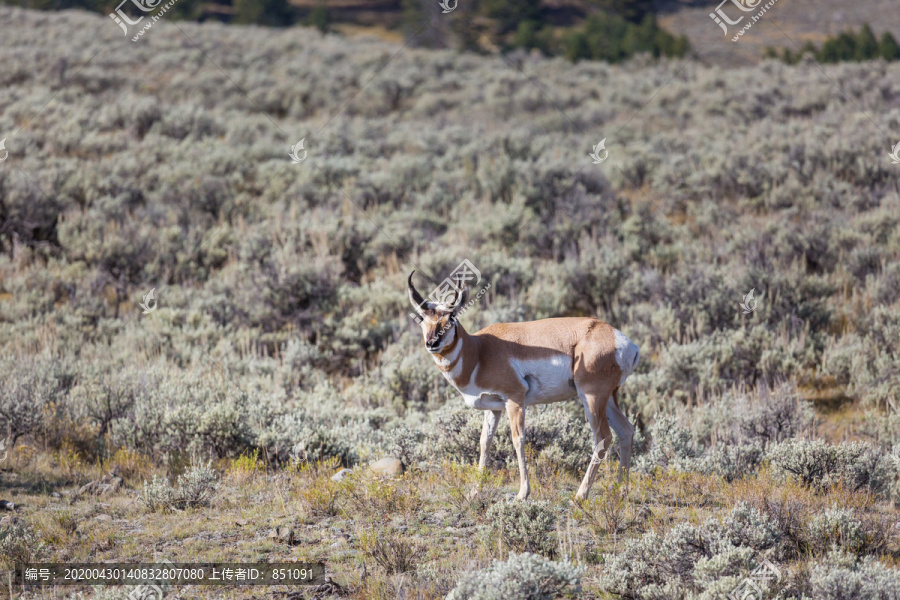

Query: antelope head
408 271 469 354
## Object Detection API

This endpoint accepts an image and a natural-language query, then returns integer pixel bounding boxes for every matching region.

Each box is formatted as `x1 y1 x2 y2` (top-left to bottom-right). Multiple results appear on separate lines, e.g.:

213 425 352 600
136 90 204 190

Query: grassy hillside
1 5 900 599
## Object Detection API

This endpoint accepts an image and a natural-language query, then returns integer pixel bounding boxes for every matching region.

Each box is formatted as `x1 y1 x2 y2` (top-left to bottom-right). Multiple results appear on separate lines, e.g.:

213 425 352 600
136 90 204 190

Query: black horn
408 271 431 314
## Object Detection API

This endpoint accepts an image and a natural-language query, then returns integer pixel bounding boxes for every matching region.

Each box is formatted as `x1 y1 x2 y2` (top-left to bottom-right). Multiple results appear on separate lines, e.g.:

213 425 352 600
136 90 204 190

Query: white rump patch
613 329 640 385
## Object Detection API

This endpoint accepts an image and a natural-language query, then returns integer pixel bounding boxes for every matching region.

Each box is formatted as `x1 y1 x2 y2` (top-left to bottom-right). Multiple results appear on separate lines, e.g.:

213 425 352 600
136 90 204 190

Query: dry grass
1 438 898 598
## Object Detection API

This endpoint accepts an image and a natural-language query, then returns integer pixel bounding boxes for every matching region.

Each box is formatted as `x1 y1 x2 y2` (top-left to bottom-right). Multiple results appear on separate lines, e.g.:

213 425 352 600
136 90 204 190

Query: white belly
517 355 576 405
446 355 576 410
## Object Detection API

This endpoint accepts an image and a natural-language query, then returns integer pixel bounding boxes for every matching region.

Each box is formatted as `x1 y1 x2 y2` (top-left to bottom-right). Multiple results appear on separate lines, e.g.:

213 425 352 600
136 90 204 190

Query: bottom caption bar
17 563 326 586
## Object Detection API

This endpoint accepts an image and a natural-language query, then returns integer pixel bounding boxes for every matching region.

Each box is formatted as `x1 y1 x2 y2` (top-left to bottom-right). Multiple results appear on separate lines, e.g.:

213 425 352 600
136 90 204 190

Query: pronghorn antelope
408 272 640 500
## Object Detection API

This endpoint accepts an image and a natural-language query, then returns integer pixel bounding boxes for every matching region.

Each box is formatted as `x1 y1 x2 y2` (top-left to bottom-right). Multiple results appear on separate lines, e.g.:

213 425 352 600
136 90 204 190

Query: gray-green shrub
447 553 582 600
766 439 891 495
486 500 558 558
140 461 218 513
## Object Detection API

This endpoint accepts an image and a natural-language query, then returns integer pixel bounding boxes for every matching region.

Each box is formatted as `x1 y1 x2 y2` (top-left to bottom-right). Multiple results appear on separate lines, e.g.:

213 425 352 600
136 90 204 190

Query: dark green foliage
512 20 554 55
880 31 900 60
767 25 900 64
305 1 329 33
483 0 542 34
563 12 689 63
233 0 293 26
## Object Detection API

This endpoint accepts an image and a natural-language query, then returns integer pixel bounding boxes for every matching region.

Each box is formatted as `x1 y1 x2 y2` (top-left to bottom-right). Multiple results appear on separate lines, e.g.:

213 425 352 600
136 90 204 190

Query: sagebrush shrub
822 306 900 410
442 462 504 517
0 355 75 442
447 553 582 600
140 461 218 513
720 502 784 555
808 548 900 600
806 506 892 556
486 500 558 558
368 530 422 575
0 521 43 569
290 424 355 466
426 404 490 466
766 439 891 495
598 503 784 599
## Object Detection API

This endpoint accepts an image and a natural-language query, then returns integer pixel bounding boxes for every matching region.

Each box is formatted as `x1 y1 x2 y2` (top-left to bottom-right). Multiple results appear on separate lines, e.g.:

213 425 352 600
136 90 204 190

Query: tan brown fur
408 272 638 500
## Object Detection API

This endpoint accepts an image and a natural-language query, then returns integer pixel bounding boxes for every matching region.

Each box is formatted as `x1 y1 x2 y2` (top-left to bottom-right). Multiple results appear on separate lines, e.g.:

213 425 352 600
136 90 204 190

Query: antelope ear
451 286 469 315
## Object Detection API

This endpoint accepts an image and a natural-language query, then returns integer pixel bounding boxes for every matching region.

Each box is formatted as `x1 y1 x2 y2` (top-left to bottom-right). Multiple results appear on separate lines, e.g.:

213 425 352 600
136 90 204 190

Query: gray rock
369 457 403 476
77 471 123 498
330 468 353 482
268 526 295 546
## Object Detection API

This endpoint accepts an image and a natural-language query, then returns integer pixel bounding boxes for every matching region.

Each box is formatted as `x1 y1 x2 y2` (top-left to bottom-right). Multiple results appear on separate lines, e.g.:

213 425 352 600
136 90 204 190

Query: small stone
369 457 403 477
331 468 353 482
0 500 15 511
235 519 249 527
51 492 61 499
268 526 295 545
95 514 112 522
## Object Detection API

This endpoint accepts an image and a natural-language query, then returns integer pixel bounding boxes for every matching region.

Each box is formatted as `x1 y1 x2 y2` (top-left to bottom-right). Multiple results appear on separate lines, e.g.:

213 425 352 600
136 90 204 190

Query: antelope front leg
506 401 530 500
479 410 503 469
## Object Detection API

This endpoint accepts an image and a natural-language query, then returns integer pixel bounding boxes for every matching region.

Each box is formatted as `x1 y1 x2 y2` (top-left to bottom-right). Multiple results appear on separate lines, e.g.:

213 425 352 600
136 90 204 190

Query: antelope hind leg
607 389 635 484
506 401 530 500
575 392 613 501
